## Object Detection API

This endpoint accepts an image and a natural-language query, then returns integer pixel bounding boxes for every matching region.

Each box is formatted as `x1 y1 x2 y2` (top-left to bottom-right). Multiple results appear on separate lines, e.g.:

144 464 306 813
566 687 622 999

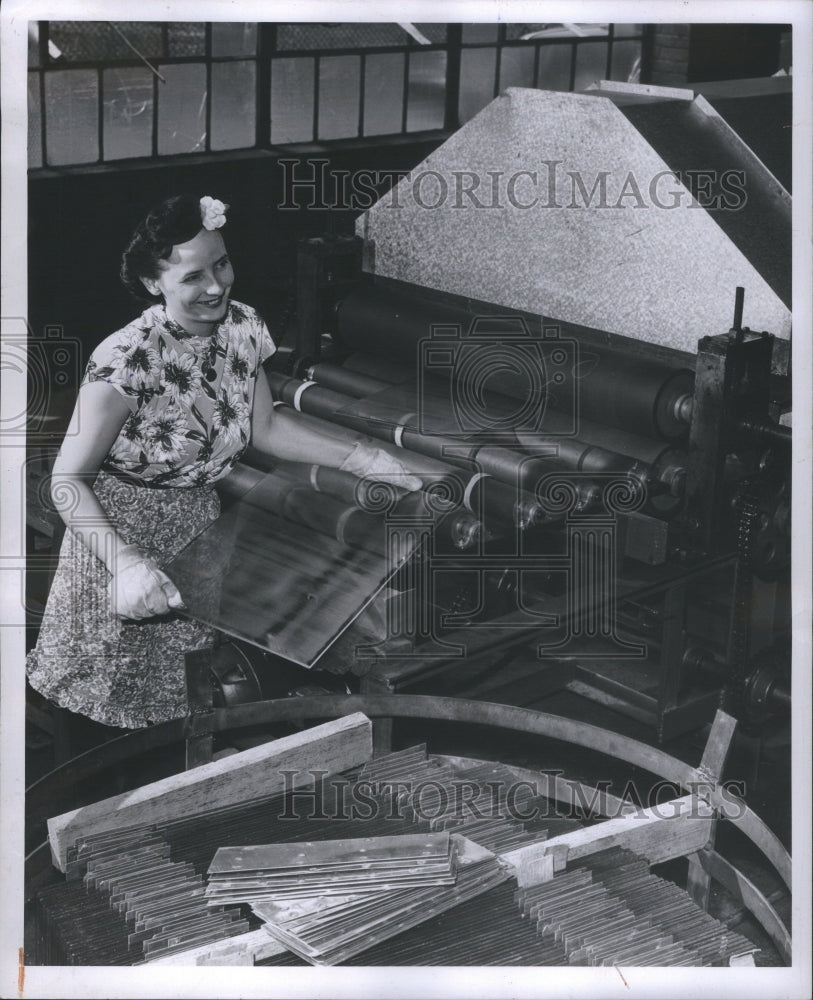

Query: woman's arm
249 370 422 489
50 381 135 571
51 381 184 619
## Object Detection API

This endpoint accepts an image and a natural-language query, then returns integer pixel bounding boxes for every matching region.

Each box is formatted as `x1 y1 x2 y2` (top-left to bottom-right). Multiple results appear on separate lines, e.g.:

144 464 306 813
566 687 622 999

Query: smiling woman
136 234 235 336
25 193 424 730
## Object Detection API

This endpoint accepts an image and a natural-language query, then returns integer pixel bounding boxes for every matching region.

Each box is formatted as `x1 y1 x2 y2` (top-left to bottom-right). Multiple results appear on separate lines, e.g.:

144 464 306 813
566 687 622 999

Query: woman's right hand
339 442 423 492
111 545 186 620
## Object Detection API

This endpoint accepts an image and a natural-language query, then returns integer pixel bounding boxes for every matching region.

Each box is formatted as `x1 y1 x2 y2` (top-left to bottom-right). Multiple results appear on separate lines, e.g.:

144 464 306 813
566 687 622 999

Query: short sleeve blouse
83 299 275 487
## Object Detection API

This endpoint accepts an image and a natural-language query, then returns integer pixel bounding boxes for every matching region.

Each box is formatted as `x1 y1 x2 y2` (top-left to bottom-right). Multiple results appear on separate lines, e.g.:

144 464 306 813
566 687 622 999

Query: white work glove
110 545 186 620
339 442 423 492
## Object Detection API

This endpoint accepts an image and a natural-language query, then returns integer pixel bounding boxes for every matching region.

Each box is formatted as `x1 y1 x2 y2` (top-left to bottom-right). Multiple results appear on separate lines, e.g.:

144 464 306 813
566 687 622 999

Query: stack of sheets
65 825 249 962
205 832 508 965
205 832 457 904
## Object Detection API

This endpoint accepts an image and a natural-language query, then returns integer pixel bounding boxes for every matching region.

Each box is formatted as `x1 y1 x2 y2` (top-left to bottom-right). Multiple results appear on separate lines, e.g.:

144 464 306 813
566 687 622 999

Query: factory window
457 24 644 123
29 21 259 166
27 21 643 169
270 58 315 144
317 56 362 140
404 51 448 132
102 66 154 160
268 25 450 143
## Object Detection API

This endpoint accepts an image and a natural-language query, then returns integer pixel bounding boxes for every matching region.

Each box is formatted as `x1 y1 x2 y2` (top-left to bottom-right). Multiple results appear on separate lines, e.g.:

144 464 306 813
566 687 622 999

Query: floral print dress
26 300 275 728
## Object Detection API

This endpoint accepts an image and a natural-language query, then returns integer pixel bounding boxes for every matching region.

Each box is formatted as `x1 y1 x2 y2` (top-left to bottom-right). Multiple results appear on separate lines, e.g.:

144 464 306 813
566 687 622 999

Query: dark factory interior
17 17 802 979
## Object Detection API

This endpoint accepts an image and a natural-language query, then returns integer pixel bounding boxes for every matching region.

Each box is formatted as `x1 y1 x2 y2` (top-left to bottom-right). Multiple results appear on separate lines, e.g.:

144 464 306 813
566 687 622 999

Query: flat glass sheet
165 464 420 667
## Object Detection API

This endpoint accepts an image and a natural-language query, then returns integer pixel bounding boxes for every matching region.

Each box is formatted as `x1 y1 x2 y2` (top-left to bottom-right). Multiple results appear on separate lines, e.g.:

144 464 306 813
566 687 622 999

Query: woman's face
142 228 234 337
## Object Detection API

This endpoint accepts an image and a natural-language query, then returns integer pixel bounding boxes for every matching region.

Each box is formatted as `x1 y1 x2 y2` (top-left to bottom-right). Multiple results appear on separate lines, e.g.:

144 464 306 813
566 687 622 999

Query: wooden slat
698 709 738 779
500 793 714 887
687 709 738 909
47 713 373 872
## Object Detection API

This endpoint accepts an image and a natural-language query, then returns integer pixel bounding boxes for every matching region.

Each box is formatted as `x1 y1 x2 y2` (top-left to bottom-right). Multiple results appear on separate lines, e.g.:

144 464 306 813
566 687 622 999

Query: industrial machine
168 84 792 743
22 82 795 978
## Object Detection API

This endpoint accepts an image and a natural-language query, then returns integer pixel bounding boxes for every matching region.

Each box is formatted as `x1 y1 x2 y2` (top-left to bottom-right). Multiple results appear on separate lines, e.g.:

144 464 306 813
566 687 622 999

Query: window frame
27 21 644 171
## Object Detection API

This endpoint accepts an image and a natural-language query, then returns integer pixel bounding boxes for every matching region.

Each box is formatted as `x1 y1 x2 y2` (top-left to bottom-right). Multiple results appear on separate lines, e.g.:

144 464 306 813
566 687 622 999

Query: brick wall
642 24 784 87
647 25 692 87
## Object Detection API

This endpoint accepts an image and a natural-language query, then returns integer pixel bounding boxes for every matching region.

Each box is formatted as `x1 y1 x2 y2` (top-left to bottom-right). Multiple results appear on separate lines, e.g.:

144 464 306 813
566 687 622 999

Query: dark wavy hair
120 194 225 301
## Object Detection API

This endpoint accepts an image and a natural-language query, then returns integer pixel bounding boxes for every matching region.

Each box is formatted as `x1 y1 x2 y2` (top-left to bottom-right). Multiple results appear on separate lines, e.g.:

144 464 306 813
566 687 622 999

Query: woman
26 194 420 730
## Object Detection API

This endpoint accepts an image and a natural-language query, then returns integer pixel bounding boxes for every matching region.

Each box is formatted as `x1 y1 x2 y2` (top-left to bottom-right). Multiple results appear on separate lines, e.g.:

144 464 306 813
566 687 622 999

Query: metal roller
252 461 388 510
307 358 686 508
335 283 471 360
516 408 671 464
264 399 513 531
268 373 545 529
305 362 390 399
572 352 694 441
335 284 694 440
216 462 266 502
310 360 681 477
515 428 686 502
267 462 484 552
343 352 415 385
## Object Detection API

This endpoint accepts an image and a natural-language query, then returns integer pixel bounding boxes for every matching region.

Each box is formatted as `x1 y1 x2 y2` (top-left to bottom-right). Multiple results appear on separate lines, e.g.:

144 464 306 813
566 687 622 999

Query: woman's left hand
111 546 187 620
340 442 423 491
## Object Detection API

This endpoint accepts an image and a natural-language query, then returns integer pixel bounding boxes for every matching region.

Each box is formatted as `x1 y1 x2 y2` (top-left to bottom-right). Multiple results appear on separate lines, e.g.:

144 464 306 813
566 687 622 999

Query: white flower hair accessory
200 196 228 230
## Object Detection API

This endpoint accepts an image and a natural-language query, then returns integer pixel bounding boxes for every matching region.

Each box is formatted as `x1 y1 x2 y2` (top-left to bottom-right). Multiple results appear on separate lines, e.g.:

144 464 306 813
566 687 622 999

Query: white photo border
2 2 811 998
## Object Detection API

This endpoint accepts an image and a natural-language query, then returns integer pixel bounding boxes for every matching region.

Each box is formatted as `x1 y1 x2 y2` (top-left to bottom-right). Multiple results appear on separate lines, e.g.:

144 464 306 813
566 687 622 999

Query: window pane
157 62 206 155
211 60 256 150
271 58 314 144
277 23 409 51
613 23 643 38
318 56 360 140
364 53 405 135
28 23 40 66
499 45 536 90
521 24 608 42
610 39 642 83
167 22 205 57
574 41 608 90
459 47 496 123
462 24 499 44
536 43 573 91
504 24 543 41
414 24 447 43
44 69 98 165
406 50 446 132
212 22 257 57
28 72 42 168
103 67 154 160
50 21 163 62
